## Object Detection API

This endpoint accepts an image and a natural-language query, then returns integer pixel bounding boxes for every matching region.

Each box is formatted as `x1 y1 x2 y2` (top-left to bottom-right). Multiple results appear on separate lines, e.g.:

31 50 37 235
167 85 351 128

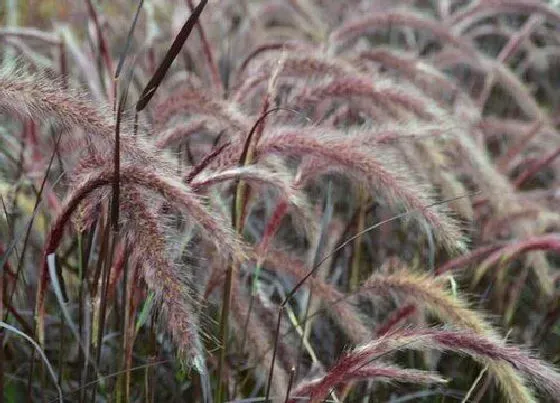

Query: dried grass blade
0 321 63 403
115 0 144 79
136 0 208 111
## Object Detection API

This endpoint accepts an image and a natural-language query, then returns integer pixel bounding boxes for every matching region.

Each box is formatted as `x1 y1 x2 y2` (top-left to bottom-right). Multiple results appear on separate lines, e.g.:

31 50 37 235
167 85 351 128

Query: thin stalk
121 249 131 403
233 291 255 397
114 247 128 403
79 227 95 403
265 306 284 402
185 0 222 94
217 96 277 402
294 290 313 380
89 216 114 403
58 308 64 391
84 0 115 101
78 231 86 403
216 263 234 402
26 135 60 403
350 189 367 291
284 367 295 403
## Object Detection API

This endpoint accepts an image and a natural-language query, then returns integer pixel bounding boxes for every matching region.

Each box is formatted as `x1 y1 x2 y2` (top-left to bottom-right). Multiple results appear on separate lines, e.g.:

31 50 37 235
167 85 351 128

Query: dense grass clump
1 1 560 402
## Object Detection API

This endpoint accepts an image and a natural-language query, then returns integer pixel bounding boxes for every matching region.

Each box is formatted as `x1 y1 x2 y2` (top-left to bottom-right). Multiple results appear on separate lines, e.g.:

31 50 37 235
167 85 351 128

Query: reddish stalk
185 0 222 94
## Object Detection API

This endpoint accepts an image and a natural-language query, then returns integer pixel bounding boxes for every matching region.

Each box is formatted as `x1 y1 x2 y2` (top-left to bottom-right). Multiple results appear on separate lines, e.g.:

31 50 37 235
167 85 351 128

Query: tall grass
1 1 560 402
